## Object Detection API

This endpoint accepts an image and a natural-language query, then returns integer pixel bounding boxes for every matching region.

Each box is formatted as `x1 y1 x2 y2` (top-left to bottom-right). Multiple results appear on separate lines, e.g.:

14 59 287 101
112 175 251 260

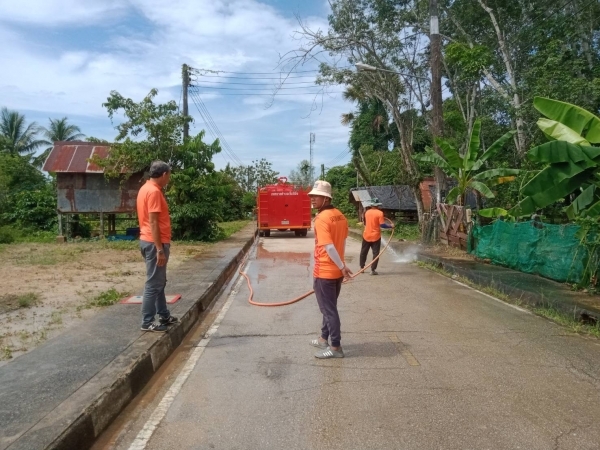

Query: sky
0 0 354 176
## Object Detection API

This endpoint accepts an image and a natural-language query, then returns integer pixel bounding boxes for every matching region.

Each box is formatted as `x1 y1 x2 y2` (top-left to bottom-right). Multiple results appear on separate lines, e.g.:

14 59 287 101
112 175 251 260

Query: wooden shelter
349 185 419 223
43 141 143 238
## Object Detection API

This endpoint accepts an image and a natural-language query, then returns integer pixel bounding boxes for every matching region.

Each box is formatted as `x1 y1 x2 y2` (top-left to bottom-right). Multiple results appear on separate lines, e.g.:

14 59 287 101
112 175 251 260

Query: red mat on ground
119 294 182 305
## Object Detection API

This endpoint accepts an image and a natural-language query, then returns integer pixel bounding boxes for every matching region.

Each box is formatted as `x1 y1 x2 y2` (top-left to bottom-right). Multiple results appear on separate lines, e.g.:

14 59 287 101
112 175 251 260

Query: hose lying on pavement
243 218 396 307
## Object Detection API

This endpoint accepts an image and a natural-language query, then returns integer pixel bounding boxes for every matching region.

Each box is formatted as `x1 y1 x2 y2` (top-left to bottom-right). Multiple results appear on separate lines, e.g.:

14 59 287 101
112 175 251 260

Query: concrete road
103 232 600 450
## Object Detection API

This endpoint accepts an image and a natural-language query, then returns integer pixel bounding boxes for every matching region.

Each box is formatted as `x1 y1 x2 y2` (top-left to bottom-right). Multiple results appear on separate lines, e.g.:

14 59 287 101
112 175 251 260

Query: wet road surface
98 232 600 449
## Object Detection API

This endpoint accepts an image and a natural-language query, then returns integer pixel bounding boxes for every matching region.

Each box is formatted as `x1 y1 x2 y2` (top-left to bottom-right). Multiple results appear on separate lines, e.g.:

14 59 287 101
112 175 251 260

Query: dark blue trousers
314 277 344 347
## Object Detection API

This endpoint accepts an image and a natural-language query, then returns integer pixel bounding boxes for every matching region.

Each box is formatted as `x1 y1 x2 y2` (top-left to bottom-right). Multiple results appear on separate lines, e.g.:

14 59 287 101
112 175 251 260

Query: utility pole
429 0 445 204
309 132 316 185
182 64 190 140
321 164 325 180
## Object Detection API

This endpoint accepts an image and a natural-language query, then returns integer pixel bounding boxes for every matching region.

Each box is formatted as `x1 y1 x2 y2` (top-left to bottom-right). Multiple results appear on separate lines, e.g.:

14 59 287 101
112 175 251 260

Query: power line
522 0 578 31
327 148 352 166
191 91 344 96
188 89 233 164
188 87 244 166
189 88 244 166
192 84 336 91
504 0 590 50
195 79 334 86
327 148 350 165
191 74 322 80
191 68 325 75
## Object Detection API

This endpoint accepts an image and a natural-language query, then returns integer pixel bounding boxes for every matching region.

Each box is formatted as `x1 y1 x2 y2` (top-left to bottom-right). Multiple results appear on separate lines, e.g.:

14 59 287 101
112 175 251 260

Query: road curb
349 227 600 323
415 253 600 323
18 230 256 450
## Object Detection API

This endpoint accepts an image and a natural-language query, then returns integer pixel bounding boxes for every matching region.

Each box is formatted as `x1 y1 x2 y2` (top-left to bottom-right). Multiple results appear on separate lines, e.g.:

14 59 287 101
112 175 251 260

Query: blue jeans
140 240 171 326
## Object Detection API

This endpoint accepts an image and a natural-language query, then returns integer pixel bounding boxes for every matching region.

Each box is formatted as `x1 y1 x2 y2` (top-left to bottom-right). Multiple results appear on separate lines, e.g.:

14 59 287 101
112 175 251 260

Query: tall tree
226 159 279 192
35 117 85 168
442 0 600 156
0 108 43 156
284 0 432 221
94 89 232 240
288 160 314 188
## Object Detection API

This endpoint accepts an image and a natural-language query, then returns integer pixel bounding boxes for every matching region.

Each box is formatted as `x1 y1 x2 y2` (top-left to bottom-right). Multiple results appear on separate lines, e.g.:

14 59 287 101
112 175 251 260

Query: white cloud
0 0 351 174
0 0 127 25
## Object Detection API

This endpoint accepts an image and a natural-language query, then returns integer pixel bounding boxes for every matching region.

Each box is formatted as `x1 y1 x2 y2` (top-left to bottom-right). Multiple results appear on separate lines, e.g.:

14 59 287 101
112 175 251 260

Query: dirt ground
0 240 211 365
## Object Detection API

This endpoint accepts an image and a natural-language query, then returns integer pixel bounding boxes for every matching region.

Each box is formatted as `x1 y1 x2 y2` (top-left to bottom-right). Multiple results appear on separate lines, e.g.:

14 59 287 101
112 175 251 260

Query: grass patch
17 293 39 308
96 240 139 251
88 288 128 307
533 306 600 338
385 223 420 242
0 292 39 312
4 244 91 266
49 311 63 326
0 226 56 244
218 220 251 239
416 261 600 338
14 230 57 244
2 346 12 360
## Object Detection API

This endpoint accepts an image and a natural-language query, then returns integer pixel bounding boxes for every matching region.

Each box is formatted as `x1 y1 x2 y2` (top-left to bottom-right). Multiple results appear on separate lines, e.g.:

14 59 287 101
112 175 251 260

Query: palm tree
0 108 44 156
35 117 85 168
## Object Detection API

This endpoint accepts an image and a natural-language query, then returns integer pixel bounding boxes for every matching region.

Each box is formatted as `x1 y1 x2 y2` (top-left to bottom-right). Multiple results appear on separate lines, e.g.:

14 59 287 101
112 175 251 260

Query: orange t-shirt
313 206 348 279
137 180 171 244
363 208 385 242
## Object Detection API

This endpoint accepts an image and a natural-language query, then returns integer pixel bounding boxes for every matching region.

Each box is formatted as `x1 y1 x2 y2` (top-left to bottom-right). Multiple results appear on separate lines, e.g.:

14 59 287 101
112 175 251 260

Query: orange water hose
242 218 396 307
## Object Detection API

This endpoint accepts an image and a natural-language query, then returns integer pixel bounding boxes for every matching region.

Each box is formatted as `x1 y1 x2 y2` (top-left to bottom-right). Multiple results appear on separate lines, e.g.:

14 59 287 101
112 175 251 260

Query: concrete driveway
108 232 600 450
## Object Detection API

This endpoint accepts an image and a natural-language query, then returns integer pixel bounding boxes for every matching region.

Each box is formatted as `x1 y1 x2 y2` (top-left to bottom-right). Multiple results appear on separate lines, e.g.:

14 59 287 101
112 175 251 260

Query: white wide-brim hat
308 180 332 198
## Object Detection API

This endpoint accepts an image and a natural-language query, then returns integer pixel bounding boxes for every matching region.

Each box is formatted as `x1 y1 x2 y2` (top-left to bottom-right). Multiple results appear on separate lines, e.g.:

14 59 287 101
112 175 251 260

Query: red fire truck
256 177 312 237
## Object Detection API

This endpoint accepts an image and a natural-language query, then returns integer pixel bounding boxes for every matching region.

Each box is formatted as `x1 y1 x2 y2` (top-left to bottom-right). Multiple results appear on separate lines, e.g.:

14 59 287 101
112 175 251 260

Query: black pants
360 238 382 271
314 277 343 347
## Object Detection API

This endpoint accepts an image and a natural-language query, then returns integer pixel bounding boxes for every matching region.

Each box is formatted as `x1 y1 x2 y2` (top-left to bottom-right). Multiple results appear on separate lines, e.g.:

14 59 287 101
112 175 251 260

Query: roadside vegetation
417 261 600 339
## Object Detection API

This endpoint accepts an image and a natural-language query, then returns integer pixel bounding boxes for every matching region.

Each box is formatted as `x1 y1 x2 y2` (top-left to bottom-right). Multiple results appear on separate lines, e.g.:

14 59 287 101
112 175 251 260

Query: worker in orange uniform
360 198 393 275
308 180 352 359
137 161 179 332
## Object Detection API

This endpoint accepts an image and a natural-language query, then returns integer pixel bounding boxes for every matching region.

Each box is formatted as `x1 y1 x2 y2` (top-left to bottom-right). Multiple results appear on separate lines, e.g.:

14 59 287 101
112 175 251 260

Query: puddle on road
256 243 311 266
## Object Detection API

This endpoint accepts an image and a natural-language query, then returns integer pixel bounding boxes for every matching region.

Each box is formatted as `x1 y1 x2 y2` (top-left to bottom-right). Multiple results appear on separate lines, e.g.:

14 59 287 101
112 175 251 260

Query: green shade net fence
469 220 593 284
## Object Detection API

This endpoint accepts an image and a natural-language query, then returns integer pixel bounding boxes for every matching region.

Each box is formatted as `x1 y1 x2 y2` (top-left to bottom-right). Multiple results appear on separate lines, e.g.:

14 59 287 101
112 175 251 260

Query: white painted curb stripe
128 262 250 450
450 277 530 313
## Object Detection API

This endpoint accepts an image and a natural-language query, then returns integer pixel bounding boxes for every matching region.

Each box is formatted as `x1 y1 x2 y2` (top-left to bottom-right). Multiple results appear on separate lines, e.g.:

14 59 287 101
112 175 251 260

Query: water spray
242 218 397 307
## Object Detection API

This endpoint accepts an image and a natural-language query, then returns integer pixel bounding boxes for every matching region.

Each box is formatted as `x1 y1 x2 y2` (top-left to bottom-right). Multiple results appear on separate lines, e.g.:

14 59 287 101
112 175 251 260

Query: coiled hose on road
242 218 396 307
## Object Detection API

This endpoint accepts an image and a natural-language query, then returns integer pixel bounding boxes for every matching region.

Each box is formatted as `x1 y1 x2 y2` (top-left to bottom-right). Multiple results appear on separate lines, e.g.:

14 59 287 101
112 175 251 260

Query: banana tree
414 120 519 206
510 97 600 219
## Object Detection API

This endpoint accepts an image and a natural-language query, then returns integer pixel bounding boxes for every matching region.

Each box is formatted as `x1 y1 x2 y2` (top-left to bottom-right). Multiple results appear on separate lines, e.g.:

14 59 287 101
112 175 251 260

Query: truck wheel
259 231 264 237
264 230 271 237
294 230 301 237
301 230 308 237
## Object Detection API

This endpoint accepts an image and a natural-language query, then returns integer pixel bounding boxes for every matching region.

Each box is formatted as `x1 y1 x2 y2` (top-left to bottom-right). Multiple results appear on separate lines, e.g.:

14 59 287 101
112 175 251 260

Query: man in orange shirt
360 199 393 275
308 180 352 359
137 161 178 332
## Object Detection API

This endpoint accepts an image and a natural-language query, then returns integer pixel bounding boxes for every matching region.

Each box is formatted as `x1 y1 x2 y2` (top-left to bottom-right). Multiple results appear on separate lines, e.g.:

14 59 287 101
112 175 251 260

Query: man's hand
157 250 167 267
341 264 353 280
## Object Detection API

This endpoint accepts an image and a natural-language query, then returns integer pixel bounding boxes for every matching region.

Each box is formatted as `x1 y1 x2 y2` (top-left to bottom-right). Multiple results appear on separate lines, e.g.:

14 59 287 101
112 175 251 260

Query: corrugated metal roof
350 185 417 211
42 141 111 173
351 189 373 208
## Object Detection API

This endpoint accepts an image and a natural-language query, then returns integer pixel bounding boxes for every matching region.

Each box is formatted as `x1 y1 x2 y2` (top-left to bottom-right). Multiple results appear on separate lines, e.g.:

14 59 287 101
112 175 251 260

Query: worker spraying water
360 198 394 275
242 186 397 344
239 180 394 324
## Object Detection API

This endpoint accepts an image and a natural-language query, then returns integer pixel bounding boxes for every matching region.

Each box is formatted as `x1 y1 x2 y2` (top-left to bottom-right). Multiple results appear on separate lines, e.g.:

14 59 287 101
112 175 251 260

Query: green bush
0 227 16 244
89 288 127 307
2 187 57 231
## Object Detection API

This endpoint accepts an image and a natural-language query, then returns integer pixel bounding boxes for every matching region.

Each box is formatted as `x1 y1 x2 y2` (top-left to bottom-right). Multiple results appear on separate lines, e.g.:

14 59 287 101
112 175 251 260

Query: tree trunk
390 107 425 223
411 183 425 224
